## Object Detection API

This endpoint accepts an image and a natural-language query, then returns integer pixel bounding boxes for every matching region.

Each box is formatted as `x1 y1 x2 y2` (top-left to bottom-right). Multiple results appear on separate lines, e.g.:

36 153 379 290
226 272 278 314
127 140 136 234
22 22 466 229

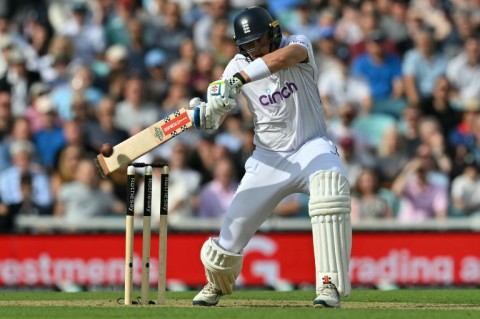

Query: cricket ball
101 143 114 157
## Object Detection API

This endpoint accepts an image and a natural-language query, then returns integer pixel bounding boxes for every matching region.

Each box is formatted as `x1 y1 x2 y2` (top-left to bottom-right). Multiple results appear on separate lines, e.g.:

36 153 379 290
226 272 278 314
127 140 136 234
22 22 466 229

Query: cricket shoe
192 283 223 306
313 283 341 308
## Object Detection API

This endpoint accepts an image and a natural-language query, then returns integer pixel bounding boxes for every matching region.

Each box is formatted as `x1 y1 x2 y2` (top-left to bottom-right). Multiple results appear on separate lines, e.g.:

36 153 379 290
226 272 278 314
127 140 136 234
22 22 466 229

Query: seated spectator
50 144 84 201
0 48 41 116
379 0 412 55
0 172 50 233
114 74 160 135
376 126 409 188
420 76 461 139
448 101 479 151
85 96 129 152
446 35 480 104
418 116 453 180
215 113 245 154
351 29 404 100
337 135 366 187
348 7 399 60
50 64 104 121
54 158 124 226
391 144 449 222
58 1 106 65
152 1 192 62
0 140 52 209
144 48 169 102
351 168 393 224
314 28 342 78
37 35 74 86
273 193 310 218
450 163 480 217
31 96 65 170
319 46 372 119
195 157 238 219
403 28 448 107
25 81 54 134
135 145 201 227
398 105 422 158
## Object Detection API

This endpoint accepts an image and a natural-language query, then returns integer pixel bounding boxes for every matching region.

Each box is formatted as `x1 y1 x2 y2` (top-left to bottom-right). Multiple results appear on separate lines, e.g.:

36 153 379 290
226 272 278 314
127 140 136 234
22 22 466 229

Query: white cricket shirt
223 35 328 152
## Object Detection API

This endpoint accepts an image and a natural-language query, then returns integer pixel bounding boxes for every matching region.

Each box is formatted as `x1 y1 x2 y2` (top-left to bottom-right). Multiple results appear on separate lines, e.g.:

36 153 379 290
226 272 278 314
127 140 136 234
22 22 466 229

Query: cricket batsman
189 6 352 308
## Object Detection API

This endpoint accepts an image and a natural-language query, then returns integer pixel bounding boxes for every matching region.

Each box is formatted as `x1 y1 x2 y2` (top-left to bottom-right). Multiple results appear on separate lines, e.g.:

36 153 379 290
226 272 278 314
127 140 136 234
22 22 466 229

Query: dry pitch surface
0 299 479 310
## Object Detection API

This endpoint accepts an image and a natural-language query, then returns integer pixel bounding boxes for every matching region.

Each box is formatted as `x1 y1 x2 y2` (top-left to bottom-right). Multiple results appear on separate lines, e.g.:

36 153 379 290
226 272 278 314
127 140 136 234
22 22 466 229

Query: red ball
101 143 114 157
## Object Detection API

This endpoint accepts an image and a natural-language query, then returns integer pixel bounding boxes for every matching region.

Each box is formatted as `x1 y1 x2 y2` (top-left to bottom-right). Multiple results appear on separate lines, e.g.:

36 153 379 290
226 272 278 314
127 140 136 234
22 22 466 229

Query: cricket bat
94 108 194 178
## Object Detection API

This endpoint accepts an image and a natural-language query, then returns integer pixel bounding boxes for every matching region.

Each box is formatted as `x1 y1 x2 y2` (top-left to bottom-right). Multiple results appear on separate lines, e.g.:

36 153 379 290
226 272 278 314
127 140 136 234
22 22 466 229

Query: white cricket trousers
218 137 348 253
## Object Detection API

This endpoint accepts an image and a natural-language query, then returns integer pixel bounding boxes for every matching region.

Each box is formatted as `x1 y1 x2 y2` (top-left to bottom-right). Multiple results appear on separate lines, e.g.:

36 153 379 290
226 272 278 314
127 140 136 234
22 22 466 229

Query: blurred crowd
0 0 480 233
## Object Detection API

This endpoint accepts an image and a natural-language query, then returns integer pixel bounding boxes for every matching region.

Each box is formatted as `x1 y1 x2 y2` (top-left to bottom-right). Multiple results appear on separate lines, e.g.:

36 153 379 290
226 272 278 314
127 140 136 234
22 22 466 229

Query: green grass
0 289 479 319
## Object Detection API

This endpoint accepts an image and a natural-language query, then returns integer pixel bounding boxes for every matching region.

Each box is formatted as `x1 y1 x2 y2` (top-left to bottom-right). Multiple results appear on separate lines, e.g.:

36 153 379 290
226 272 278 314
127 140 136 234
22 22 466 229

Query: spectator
144 48 169 102
273 193 310 218
125 17 151 77
348 8 398 60
104 0 137 47
417 116 453 180
215 113 245 154
85 96 129 152
50 64 104 121
25 82 53 134
334 1 363 46
54 158 124 225
136 144 201 226
351 168 393 223
314 28 342 77
337 135 365 186
328 103 376 165
376 126 409 188
379 0 412 55
391 144 449 222
406 0 451 42
231 123 255 178
193 0 230 52
464 115 480 167
58 1 106 65
446 36 480 104
398 105 422 158
0 48 41 116
178 37 198 68
351 29 404 100
403 28 447 107
0 140 52 208
420 76 461 139
443 8 478 58
113 74 160 135
0 89 13 171
450 163 480 217
319 45 372 119
0 172 50 233
41 36 74 87
191 51 215 99
50 144 84 201
153 1 192 62
210 20 237 65
31 96 65 170
196 157 238 219
448 101 479 149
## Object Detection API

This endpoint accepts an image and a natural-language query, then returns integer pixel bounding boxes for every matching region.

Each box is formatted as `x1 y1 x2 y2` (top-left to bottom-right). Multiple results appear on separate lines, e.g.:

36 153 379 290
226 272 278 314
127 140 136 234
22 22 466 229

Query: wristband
243 58 271 82
233 72 246 85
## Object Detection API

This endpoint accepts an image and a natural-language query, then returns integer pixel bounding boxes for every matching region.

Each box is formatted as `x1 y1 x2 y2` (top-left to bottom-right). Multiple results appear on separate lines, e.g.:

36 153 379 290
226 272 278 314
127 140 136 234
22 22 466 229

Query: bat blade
94 108 193 178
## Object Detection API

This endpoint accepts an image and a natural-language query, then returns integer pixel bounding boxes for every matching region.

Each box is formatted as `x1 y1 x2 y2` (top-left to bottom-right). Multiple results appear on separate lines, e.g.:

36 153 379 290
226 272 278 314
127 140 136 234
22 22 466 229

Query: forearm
239 45 308 83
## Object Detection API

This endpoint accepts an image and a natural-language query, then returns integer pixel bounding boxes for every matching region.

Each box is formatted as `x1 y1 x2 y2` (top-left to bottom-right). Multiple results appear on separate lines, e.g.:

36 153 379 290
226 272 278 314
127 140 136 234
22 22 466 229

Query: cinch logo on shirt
259 82 298 106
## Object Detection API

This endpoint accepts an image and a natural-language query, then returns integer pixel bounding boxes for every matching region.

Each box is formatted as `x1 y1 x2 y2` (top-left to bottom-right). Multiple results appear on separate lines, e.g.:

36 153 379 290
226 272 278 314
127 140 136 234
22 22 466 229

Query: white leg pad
309 170 352 297
200 237 243 295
